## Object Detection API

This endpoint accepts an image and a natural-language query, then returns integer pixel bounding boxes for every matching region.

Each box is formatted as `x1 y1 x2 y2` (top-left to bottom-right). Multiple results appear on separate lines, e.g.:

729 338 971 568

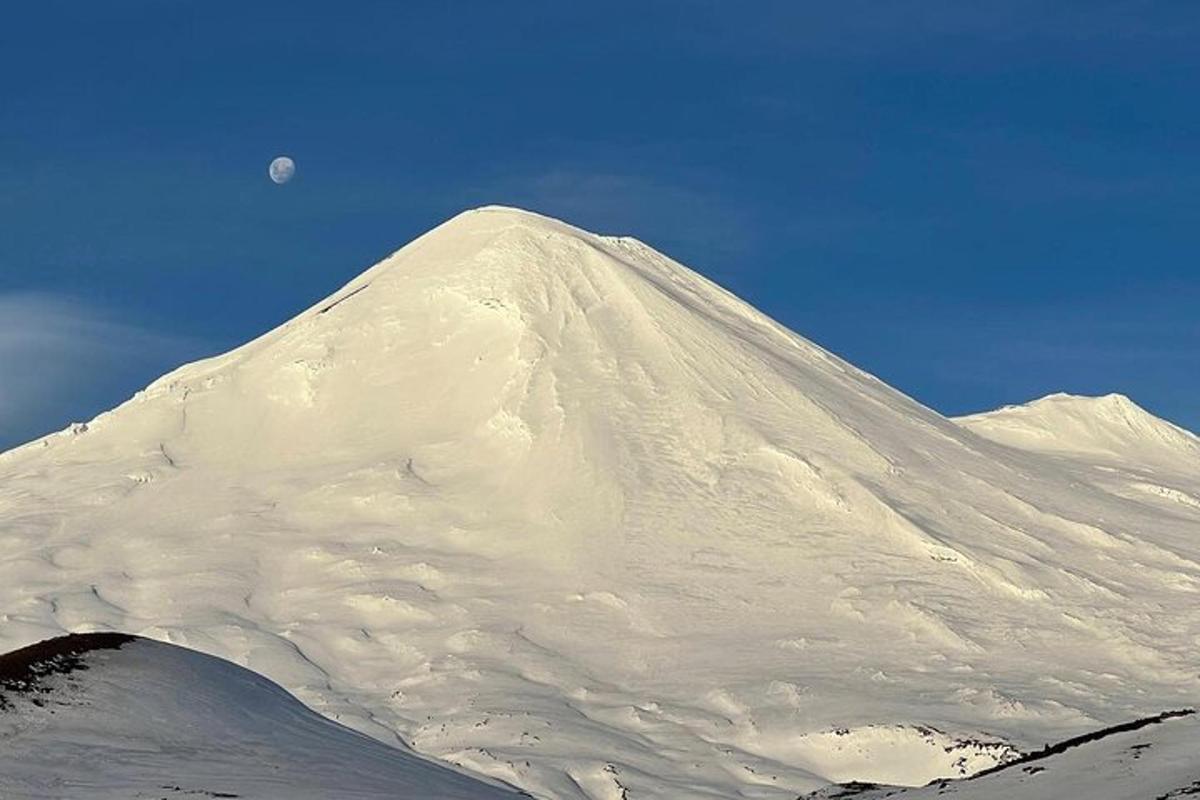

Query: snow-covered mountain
1 206 1197 799
958 392 1200 468
0 633 521 799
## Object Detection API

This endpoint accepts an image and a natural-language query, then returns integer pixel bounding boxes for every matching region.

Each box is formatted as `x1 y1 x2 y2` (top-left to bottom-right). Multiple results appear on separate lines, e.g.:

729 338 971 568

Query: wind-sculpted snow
1 206 1198 798
0 634 522 799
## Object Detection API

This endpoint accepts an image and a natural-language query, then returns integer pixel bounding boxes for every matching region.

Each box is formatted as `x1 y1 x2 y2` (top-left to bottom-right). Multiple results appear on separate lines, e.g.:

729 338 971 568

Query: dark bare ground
1157 781 1200 799
967 708 1196 780
159 784 240 798
0 632 136 709
801 708 1198 799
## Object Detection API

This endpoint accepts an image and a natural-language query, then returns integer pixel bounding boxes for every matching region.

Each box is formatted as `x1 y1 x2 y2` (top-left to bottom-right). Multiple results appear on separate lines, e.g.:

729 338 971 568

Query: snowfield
0 633 522 799
1 206 1197 798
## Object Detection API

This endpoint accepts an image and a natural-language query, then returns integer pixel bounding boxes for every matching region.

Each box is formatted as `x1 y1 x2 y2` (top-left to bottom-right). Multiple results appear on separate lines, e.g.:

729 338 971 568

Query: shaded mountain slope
0 633 522 800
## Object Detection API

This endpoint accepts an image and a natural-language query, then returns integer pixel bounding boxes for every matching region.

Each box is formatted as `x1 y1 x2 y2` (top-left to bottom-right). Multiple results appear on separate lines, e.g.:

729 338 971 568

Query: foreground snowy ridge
0 633 523 799
804 708 1199 799
1 206 1197 799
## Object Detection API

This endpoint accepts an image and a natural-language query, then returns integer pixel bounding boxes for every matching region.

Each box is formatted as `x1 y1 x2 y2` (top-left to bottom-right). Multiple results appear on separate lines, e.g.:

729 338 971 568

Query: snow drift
1 206 1197 798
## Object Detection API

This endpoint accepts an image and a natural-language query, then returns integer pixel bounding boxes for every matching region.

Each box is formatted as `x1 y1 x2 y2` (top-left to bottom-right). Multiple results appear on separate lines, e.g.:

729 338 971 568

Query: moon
269 156 295 185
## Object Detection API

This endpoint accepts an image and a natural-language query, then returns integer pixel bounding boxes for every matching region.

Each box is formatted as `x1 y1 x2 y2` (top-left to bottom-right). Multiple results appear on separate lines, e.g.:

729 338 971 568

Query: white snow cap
958 391 1199 464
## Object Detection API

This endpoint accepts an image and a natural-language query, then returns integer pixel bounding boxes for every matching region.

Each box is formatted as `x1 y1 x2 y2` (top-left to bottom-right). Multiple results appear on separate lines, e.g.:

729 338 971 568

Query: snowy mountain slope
956 394 1200 545
0 633 522 799
957 392 1200 469
1 206 1198 799
803 709 1200 800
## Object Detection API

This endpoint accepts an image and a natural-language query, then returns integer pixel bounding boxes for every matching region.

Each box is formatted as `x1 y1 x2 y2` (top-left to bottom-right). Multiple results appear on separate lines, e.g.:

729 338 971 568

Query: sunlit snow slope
1 206 1197 799
958 392 1200 469
0 633 521 799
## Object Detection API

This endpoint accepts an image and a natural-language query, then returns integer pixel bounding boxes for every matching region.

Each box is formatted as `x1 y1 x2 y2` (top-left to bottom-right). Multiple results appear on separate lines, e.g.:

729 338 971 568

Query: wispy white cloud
0 293 205 449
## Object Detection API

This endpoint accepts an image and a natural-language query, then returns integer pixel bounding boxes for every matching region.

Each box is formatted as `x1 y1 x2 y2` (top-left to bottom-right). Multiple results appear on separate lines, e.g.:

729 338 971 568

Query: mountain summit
958 392 1200 466
1 207 1198 799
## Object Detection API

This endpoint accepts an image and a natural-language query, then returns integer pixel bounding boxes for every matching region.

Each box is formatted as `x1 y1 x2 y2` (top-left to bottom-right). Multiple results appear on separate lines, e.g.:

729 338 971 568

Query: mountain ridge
0 633 522 799
956 391 1199 465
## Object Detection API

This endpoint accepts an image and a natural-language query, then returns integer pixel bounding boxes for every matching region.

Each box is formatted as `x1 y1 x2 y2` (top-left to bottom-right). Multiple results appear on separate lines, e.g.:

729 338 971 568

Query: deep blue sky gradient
2 2 1198 447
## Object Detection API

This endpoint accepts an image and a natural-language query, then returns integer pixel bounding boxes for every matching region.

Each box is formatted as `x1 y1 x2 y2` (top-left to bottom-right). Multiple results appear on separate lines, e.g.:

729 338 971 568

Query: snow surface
0 634 522 799
957 392 1200 468
1 206 1198 799
803 710 1200 799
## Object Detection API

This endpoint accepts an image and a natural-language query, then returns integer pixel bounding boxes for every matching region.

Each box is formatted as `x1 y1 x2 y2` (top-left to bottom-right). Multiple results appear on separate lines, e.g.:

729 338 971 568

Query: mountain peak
456 203 576 224
34 205 893 476
1036 391 1136 409
957 392 1198 465
422 204 609 251
304 204 639 323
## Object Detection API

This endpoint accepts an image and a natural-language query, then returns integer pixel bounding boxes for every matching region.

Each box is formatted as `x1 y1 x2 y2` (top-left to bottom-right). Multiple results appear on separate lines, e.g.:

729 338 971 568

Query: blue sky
2 2 1198 448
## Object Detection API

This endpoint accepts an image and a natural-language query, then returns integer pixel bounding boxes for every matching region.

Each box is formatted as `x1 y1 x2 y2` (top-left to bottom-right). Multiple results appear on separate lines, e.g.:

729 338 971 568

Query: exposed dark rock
0 632 136 709
968 708 1195 780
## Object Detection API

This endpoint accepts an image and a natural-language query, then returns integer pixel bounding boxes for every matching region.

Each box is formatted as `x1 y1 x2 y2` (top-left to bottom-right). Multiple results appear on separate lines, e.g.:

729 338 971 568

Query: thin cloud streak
0 293 207 450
